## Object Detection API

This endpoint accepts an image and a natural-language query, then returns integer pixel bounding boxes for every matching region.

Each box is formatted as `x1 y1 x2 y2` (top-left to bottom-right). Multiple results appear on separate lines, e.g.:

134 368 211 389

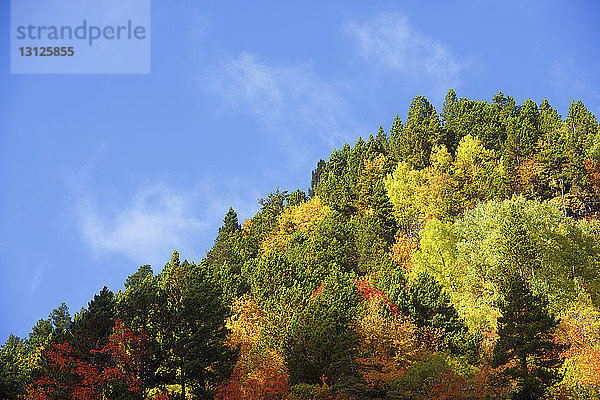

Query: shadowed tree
492 276 566 399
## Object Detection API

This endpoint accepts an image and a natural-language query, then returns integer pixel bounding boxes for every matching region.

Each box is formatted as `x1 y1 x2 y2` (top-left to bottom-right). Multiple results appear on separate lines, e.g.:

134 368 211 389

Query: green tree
388 113 404 164
287 189 308 207
124 264 153 291
440 88 461 154
400 96 441 169
71 286 116 363
159 251 237 399
118 265 164 389
27 318 53 352
0 334 27 399
492 276 565 399
283 271 361 387
401 273 477 359
205 208 250 303
48 302 72 343
219 207 240 237
566 99 599 159
309 159 326 198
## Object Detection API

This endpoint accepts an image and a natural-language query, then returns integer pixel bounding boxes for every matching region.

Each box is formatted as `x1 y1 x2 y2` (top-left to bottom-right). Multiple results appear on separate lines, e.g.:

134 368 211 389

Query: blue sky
1 0 599 343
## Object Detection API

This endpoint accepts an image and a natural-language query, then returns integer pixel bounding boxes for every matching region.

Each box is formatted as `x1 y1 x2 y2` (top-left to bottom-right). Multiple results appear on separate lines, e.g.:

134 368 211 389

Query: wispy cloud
29 265 46 297
345 13 466 97
77 184 208 266
69 147 263 267
197 52 359 160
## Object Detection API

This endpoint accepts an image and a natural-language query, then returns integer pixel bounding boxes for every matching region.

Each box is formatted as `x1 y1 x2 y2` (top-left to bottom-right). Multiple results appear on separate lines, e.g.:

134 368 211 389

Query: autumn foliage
26 319 146 400
554 294 600 395
260 196 330 253
216 296 290 400
389 232 417 271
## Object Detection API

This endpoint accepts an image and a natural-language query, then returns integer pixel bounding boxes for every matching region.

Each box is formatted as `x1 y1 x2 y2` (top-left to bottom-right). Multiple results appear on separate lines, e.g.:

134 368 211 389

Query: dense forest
2 90 600 399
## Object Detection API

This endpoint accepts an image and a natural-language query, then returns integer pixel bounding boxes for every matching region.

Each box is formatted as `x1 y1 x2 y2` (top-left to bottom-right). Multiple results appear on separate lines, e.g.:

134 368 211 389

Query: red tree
26 319 147 400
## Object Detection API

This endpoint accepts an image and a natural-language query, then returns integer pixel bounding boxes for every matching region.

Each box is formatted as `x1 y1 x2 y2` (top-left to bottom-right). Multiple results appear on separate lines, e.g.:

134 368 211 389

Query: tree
388 114 404 164
124 265 153 291
555 293 600 397
219 207 240 237
118 265 163 390
158 251 237 399
27 319 53 353
283 271 361 388
26 319 147 400
309 159 326 198
216 296 291 400
400 96 441 169
287 189 307 208
492 276 566 399
440 88 461 154
70 287 117 365
0 334 27 399
205 207 251 303
402 273 477 359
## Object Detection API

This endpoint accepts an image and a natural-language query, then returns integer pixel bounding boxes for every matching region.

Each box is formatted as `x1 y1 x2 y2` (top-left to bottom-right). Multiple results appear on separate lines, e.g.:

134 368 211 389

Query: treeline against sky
2 90 600 399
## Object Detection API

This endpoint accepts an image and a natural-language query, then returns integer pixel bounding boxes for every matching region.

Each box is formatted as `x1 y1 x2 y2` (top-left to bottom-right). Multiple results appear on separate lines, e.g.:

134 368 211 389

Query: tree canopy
3 90 600 400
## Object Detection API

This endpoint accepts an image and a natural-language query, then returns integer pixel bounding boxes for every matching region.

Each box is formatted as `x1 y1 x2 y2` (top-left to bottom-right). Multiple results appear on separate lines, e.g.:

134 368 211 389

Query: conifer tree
159 251 237 399
401 96 441 169
219 207 240 237
440 88 460 153
309 159 326 197
287 188 308 207
388 113 404 163
492 276 565 399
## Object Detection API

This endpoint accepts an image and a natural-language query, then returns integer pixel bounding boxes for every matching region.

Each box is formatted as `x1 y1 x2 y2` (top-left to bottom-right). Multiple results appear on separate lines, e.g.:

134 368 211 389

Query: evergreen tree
70 286 117 364
0 335 27 399
118 264 164 389
309 159 326 197
159 251 237 398
401 96 441 169
388 113 404 163
401 273 477 358
287 188 308 207
27 318 53 352
440 88 461 153
219 207 240 237
566 99 599 158
538 99 561 137
48 303 71 343
283 271 361 387
206 208 250 302
492 276 566 399
124 264 153 291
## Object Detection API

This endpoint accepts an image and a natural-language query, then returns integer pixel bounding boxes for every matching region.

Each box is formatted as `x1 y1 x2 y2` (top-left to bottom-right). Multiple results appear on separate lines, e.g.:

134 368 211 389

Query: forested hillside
2 90 600 399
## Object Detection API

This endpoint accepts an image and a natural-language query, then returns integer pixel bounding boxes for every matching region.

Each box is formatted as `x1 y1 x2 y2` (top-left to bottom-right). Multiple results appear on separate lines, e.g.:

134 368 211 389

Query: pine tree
219 207 240 237
401 96 441 169
440 88 460 153
492 276 566 399
287 188 308 207
159 251 237 399
401 273 476 358
309 159 326 197
389 113 404 163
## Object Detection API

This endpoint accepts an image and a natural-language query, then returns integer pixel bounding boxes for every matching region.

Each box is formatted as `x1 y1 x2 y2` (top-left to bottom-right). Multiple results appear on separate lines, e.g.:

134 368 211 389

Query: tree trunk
181 356 186 400
520 355 528 381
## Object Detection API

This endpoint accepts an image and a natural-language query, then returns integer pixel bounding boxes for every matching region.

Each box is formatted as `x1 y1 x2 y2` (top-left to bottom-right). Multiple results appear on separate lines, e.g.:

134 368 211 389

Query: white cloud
198 52 359 157
70 154 265 267
29 265 46 296
345 13 465 96
77 184 208 266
